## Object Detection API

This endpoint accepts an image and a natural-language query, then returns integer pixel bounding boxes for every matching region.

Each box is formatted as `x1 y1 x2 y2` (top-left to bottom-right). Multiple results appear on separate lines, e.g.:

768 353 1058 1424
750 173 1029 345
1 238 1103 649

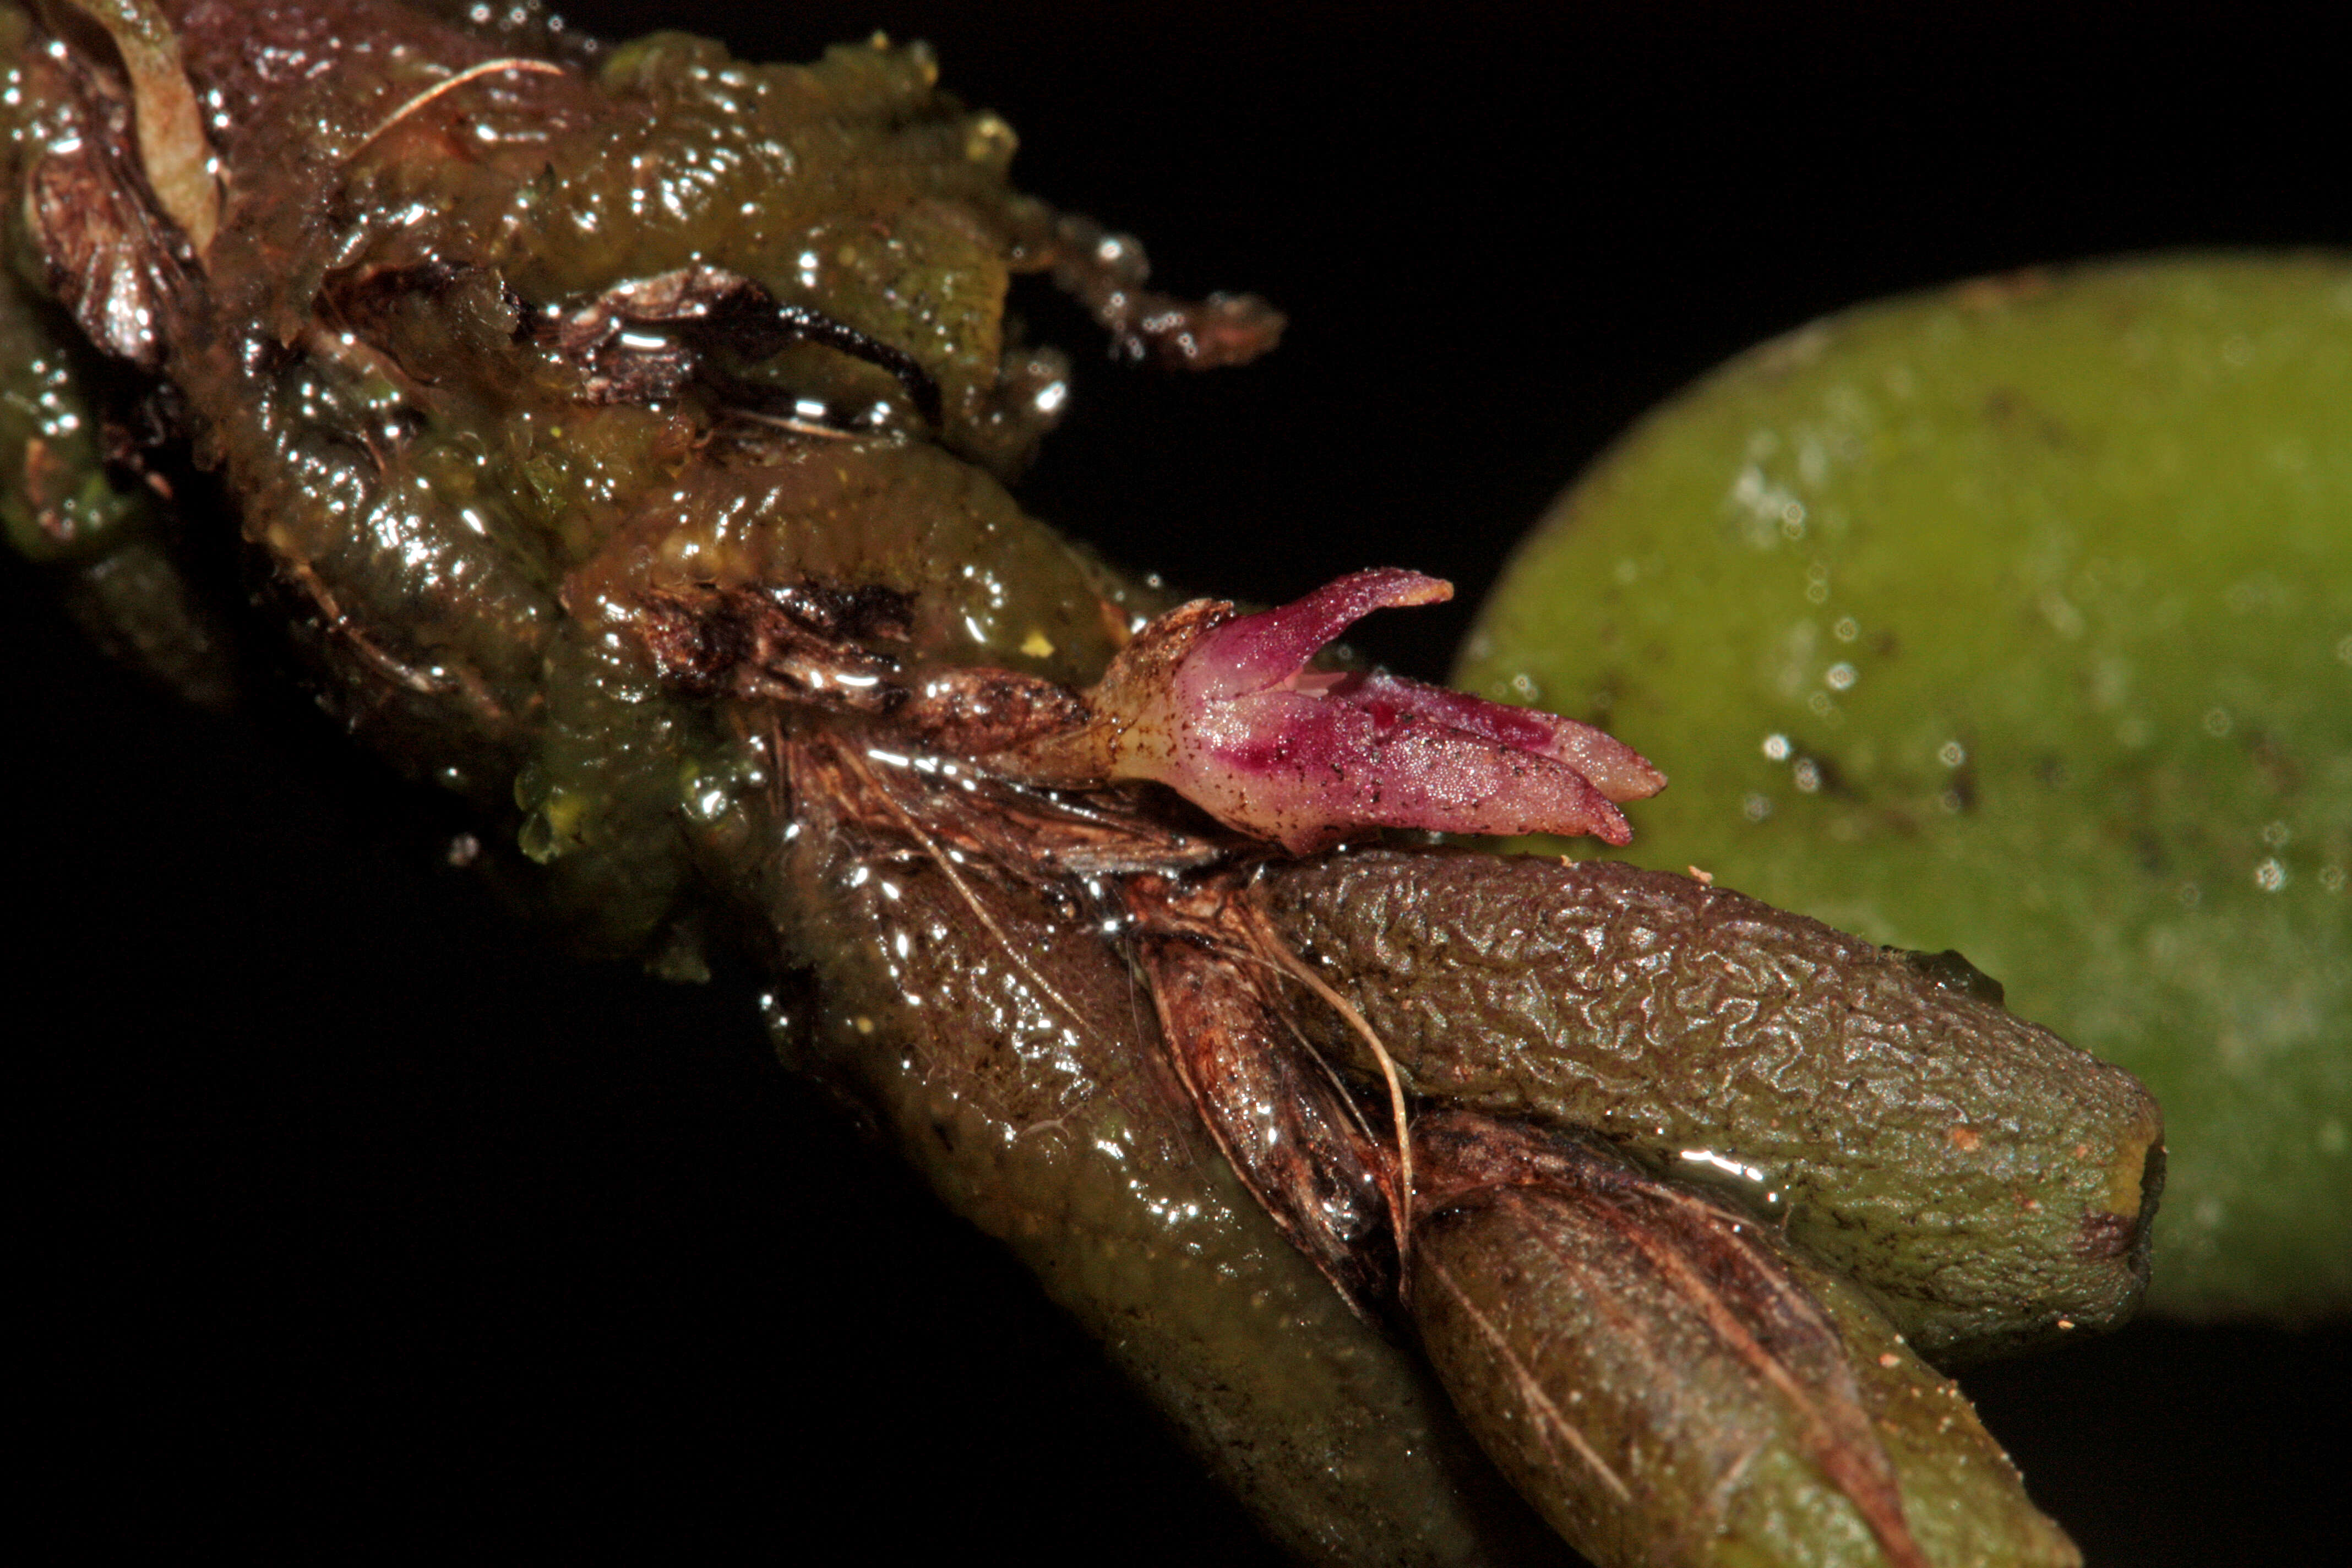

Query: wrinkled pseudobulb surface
1267 851 2164 1364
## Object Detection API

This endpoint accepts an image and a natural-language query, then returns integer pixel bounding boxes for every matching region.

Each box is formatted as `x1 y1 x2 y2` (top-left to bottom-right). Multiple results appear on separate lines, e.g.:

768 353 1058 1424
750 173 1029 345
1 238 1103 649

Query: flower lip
1188 568 1454 701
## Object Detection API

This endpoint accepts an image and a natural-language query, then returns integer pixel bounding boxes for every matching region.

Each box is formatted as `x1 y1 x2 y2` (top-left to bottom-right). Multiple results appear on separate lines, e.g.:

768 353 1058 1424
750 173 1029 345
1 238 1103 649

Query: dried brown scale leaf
627 580 908 711
1125 871 1401 1319
1264 851 2163 1363
21 23 194 365
900 665 1093 758
1406 1114 2082 1566
527 263 945 424
51 1 216 250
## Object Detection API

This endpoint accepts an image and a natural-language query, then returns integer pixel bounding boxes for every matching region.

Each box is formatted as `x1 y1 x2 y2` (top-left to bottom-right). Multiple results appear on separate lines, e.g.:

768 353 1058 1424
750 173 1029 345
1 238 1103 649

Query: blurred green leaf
1460 255 2351 1324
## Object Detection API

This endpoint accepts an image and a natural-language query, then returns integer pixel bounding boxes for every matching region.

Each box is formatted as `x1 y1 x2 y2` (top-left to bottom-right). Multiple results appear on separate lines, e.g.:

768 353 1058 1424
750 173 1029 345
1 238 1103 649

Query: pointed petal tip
1339 567 1453 608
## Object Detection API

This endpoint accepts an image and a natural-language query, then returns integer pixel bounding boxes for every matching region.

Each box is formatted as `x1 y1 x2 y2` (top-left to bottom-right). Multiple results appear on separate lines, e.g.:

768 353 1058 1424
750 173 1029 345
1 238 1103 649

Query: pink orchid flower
1008 569 1664 854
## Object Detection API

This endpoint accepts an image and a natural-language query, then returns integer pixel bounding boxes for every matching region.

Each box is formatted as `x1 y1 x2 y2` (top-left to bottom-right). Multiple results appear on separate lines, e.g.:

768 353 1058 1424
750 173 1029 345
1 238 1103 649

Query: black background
17 1 2347 1560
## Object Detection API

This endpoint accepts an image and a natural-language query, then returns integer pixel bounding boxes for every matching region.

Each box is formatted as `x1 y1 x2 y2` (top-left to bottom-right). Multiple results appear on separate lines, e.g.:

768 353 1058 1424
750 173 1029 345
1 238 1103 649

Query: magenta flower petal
1084 569 1665 854
1201 684 1639 852
1341 672 1667 804
1183 568 1452 700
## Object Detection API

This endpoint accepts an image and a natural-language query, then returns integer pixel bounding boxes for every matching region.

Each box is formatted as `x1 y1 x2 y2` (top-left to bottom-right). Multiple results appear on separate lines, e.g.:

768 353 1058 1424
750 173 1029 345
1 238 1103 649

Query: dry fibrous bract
3 4 2158 1565
1402 1114 2079 1568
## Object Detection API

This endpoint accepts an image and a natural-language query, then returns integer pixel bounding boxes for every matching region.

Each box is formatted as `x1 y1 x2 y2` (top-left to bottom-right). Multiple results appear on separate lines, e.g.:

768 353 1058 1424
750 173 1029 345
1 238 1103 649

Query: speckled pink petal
1337 672 1667 804
1093 569 1665 854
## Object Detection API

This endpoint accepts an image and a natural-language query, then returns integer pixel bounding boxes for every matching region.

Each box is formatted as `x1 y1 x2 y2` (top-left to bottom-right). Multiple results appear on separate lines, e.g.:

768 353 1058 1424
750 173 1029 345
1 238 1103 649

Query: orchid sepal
994 569 1664 855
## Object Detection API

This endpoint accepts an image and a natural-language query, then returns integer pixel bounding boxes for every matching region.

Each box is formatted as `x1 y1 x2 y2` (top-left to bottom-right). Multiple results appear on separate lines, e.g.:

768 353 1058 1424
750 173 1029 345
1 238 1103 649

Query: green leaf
1458 255 2351 1324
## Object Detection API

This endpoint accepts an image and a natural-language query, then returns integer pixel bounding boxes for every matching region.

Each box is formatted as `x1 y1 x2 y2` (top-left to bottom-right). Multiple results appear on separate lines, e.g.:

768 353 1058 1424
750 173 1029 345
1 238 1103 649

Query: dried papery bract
46 0 217 252
1123 871 1401 1317
1406 1114 2081 1568
999 569 1665 853
1406 1115 1928 1568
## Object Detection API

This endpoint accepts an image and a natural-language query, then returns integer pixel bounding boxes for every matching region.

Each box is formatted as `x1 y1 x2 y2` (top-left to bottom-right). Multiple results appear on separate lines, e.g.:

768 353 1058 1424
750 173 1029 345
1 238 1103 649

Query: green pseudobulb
1459 255 2350 1324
